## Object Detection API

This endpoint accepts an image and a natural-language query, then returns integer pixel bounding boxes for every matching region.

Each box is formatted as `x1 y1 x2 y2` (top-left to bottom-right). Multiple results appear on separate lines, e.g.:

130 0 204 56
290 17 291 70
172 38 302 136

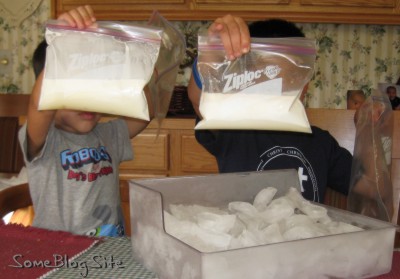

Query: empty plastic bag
347 89 394 222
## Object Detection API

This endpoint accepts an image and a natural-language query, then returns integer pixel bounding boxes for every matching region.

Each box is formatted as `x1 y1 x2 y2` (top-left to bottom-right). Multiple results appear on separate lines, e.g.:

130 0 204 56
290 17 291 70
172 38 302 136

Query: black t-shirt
390 96 400 110
195 126 352 203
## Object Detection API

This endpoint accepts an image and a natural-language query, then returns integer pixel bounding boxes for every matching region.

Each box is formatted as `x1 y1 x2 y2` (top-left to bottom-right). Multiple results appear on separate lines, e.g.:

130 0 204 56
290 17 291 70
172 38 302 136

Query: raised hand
208 15 250 60
57 5 97 29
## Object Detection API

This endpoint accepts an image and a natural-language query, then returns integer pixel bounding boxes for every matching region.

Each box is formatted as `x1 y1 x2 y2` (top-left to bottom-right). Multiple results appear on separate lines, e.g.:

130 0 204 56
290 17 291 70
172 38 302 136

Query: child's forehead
352 94 365 100
349 92 365 99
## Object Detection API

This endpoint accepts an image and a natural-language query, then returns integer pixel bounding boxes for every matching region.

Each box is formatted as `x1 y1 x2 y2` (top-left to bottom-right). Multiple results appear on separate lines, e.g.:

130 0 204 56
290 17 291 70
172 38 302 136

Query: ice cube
228 201 259 216
327 221 364 234
253 187 277 211
300 201 329 222
281 214 328 240
196 211 237 234
229 229 260 249
285 186 307 208
260 223 285 244
169 204 226 222
164 211 232 252
260 196 295 224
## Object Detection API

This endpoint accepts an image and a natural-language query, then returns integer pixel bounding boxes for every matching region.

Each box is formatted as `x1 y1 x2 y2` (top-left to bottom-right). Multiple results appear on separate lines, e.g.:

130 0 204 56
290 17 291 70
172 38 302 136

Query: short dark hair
386 85 396 93
32 39 48 79
248 19 305 38
347 90 365 100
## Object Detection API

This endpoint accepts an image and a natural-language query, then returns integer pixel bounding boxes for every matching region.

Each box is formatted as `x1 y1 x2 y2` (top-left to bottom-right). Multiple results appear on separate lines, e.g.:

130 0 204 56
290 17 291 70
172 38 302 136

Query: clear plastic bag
147 11 186 125
347 89 394 222
39 20 163 120
195 35 316 132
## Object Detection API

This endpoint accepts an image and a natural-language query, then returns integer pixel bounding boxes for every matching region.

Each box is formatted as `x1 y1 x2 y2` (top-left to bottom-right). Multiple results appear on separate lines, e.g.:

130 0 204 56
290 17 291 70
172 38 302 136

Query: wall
0 0 50 94
1 1 400 108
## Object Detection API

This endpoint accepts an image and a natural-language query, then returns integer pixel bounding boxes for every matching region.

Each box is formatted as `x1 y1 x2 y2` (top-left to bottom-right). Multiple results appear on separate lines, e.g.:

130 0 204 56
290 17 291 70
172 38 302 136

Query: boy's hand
57 5 97 29
208 15 250 60
188 15 250 117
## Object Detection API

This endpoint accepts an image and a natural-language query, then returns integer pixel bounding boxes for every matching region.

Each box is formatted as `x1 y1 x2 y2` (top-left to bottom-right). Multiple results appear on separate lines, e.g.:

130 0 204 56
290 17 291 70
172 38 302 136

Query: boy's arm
187 73 202 118
25 6 97 160
187 14 250 118
57 5 150 139
26 72 56 160
123 118 151 139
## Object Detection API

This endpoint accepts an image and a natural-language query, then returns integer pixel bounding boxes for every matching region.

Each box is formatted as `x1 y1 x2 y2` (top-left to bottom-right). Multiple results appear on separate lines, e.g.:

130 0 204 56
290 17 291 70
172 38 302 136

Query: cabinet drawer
300 0 395 8
180 134 218 173
120 131 169 171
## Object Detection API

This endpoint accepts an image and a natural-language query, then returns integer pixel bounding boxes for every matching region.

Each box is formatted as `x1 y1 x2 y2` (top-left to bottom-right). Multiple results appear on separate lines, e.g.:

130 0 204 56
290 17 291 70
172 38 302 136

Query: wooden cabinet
119 130 170 179
52 0 400 24
178 132 218 174
116 118 218 180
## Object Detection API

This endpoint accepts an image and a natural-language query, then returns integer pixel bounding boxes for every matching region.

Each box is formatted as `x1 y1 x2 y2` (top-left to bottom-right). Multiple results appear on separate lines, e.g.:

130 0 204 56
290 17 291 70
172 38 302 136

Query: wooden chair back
0 94 29 117
0 94 29 173
306 108 356 154
0 183 32 220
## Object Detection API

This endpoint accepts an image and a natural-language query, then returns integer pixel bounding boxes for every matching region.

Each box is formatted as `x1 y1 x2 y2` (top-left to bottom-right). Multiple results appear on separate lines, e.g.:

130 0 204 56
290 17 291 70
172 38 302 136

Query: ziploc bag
347 89 394 223
147 11 186 125
195 35 316 132
39 20 163 120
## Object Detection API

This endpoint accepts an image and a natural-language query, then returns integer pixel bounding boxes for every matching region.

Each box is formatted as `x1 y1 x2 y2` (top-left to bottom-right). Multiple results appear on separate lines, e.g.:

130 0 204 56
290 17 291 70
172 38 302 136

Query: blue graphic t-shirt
19 119 133 236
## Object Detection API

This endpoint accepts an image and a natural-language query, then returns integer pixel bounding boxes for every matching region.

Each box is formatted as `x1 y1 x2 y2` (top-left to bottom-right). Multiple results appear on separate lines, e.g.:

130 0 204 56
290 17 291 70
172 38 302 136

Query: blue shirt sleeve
192 57 203 89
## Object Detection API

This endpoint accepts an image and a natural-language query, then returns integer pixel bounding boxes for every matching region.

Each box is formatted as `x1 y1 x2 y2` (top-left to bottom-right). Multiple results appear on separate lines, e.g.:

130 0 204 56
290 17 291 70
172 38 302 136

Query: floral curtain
0 0 44 26
301 23 400 108
174 21 400 109
1 2 400 109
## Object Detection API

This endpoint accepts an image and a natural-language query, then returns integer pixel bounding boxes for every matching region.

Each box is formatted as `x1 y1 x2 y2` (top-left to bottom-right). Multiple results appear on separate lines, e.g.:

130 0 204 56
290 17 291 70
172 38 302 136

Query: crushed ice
164 187 363 252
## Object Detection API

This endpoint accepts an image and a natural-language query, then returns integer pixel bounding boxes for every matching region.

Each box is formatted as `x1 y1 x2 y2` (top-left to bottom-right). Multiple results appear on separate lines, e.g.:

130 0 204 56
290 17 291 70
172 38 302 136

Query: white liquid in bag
39 79 149 120
196 93 311 133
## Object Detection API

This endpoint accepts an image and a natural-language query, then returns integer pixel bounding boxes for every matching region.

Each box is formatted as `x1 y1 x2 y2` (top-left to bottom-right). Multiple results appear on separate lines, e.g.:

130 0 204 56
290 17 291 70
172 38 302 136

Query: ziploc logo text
223 65 281 93
69 51 125 71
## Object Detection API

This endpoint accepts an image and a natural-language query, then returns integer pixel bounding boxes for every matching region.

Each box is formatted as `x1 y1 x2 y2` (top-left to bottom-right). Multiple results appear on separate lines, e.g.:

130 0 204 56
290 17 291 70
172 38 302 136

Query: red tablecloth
0 223 100 279
0 222 399 279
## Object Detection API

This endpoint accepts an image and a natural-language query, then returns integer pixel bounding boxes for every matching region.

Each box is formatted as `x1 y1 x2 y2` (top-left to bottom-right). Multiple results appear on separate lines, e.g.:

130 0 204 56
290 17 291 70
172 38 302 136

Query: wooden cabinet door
54 0 400 23
174 131 218 175
195 0 289 3
119 130 169 178
54 0 191 20
300 0 395 7
296 0 398 24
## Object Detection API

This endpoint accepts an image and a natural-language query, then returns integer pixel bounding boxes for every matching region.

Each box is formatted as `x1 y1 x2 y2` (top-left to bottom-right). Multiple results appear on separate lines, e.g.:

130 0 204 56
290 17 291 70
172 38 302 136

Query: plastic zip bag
39 20 163 120
147 11 186 126
195 35 316 132
347 89 394 222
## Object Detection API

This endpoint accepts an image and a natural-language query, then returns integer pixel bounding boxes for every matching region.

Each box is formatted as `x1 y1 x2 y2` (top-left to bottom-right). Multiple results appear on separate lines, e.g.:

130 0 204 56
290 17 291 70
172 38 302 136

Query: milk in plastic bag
196 36 316 132
40 20 163 120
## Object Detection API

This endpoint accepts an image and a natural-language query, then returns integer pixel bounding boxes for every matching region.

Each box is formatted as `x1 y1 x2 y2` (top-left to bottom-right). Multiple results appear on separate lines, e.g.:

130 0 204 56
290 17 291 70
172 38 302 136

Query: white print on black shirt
257 146 319 202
